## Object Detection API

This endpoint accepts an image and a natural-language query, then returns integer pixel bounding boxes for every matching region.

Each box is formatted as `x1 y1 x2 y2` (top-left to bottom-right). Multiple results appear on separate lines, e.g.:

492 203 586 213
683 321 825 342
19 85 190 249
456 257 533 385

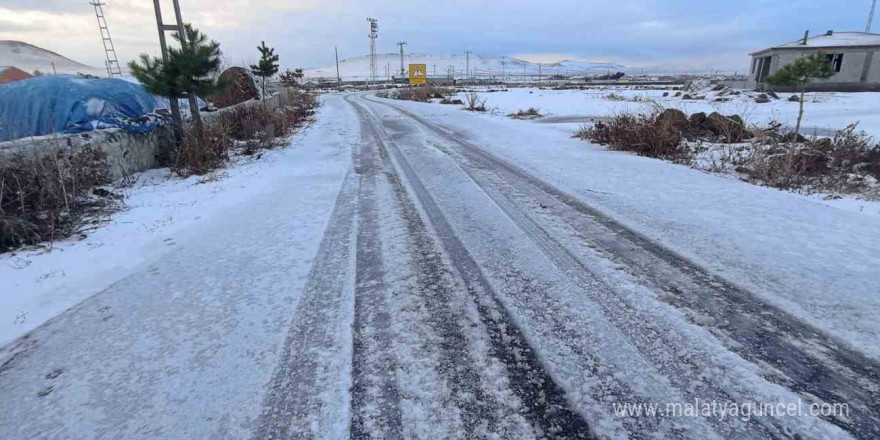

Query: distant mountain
303 53 628 80
0 41 101 75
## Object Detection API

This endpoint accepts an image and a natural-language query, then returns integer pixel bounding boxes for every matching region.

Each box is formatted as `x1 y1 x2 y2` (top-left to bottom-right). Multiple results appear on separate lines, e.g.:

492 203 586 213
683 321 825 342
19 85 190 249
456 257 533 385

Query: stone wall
0 126 173 181
0 93 284 181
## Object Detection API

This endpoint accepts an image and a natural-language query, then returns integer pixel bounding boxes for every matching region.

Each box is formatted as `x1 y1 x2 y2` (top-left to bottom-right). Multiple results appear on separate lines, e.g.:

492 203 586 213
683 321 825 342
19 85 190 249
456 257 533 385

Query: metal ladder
90 1 123 77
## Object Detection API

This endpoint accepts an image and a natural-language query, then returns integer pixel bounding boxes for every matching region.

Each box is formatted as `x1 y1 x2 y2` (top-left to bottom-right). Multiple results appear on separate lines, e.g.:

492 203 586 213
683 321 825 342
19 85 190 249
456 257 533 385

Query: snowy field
454 86 880 139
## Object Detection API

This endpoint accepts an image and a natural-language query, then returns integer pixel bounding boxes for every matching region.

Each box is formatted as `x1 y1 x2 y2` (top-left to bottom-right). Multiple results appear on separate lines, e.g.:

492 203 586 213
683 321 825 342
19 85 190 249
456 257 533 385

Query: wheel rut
349 96 595 440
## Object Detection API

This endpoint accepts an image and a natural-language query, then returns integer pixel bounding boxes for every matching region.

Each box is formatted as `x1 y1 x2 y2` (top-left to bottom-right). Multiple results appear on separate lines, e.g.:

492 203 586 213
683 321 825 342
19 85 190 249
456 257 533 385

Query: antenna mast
367 18 378 84
90 1 123 77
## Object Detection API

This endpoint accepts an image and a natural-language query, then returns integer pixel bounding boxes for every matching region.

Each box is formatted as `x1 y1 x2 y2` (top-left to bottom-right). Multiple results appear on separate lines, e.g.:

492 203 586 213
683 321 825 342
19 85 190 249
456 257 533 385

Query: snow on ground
453 86 880 139
384 96 880 360
0 95 354 347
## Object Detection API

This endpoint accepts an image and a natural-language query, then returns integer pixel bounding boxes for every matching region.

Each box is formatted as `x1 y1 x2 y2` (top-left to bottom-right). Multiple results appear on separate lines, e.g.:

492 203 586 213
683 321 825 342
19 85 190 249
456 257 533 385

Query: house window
751 58 758 74
824 53 844 72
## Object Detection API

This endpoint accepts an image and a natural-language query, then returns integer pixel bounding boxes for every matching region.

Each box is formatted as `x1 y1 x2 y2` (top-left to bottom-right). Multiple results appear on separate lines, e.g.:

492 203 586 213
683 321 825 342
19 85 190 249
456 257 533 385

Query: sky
0 0 877 73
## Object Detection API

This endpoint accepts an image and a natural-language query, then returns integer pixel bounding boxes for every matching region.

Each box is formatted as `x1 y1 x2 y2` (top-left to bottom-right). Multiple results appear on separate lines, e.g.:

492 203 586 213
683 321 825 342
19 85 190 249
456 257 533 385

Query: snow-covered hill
0 41 102 76
304 53 627 80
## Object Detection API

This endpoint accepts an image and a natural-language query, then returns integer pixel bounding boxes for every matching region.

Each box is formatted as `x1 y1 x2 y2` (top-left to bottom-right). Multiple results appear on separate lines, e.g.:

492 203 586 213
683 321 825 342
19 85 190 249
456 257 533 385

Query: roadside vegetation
575 108 880 198
508 108 543 119
377 86 492 110
1 26 318 253
0 146 113 252
377 86 452 102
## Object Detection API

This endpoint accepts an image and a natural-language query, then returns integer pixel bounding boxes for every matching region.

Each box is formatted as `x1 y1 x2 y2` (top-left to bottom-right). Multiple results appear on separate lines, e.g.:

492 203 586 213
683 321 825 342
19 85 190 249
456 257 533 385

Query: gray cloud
1 0 874 71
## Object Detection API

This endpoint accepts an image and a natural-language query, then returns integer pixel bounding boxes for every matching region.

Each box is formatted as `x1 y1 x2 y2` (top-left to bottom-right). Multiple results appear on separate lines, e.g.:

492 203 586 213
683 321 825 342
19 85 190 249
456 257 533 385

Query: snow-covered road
1 93 878 440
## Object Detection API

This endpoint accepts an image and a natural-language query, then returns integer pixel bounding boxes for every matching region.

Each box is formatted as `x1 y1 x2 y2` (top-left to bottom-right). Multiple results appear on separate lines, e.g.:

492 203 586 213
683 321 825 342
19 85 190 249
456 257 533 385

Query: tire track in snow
349 96 595 440
355 99 507 437
367 95 880 440
349 121 405 439
251 170 359 440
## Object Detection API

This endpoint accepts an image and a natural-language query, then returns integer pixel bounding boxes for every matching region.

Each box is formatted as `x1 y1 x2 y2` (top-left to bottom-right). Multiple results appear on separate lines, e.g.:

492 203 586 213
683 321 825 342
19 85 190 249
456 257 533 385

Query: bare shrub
1 146 112 252
575 112 685 159
736 124 880 193
509 108 542 119
391 86 451 103
212 89 318 157
464 91 487 112
171 120 233 177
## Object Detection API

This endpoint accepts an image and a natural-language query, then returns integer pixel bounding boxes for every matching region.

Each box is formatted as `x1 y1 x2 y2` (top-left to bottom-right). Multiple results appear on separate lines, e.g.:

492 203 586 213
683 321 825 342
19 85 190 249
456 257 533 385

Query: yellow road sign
409 64 427 85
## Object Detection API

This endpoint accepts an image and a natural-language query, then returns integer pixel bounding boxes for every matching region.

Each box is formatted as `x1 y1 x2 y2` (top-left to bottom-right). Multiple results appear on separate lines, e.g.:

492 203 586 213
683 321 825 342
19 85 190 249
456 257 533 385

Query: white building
746 31 880 92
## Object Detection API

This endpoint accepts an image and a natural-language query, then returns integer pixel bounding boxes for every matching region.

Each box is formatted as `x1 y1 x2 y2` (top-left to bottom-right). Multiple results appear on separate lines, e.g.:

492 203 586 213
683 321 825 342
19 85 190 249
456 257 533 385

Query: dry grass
0 145 113 252
171 89 318 176
464 91 487 112
388 86 452 103
736 124 880 193
509 108 542 119
574 112 686 159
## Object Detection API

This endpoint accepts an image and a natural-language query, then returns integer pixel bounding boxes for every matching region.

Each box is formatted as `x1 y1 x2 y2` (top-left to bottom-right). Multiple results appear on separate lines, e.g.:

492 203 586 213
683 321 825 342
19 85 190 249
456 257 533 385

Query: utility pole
433 64 436 76
464 50 472 80
90 1 123 77
500 55 507 82
367 18 378 84
335 46 341 85
868 0 878 32
150 0 189 135
397 41 407 77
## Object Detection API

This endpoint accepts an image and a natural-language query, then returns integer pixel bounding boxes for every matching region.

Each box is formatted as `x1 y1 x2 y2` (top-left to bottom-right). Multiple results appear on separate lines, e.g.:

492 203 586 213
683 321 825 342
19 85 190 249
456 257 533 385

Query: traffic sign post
409 64 427 85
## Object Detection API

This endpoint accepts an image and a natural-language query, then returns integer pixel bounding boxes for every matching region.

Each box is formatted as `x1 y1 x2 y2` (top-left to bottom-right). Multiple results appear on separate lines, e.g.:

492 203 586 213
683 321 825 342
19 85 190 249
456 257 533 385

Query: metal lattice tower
367 18 379 83
397 41 407 77
90 1 123 77
868 0 878 32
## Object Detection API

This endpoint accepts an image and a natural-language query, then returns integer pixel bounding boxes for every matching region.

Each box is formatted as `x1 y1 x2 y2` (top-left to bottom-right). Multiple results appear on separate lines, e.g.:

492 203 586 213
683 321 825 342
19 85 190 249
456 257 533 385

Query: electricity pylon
397 41 407 78
367 18 378 83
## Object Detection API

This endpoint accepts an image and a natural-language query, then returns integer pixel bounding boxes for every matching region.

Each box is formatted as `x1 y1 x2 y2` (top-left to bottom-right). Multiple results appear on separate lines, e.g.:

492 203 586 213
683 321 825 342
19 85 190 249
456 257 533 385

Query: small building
746 31 880 92
0 66 33 85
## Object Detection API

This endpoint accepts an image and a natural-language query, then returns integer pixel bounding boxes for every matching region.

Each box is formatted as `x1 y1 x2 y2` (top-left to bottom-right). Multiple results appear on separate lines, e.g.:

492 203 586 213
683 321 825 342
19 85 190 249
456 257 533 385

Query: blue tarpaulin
0 75 163 142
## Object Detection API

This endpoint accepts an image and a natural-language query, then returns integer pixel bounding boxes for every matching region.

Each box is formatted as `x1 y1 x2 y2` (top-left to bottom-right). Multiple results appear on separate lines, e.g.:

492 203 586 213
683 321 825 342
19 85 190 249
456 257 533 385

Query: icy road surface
1 93 878 440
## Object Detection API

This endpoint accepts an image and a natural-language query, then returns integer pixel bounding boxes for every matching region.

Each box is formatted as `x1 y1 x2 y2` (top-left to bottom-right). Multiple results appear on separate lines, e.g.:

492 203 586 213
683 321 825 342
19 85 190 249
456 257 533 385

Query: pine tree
279 68 304 88
128 24 229 136
250 42 280 98
765 53 835 136
169 24 230 132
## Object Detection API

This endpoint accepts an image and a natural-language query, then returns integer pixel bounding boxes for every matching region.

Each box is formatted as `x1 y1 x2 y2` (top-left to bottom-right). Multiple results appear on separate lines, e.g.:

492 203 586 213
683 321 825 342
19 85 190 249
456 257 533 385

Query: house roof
750 32 880 55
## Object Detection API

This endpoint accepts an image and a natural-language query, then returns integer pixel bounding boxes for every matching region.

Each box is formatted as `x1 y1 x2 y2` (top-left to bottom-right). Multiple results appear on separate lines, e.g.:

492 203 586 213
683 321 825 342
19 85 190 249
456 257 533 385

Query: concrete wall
0 126 173 181
746 47 880 91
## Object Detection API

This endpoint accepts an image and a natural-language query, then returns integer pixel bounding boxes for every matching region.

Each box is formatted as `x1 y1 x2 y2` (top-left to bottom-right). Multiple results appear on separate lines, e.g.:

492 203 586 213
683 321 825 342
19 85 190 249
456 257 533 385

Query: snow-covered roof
752 32 880 54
